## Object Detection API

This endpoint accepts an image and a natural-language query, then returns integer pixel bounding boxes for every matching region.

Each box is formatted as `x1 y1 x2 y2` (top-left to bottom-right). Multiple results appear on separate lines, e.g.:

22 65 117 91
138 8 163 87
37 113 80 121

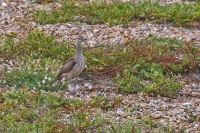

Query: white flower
53 82 57 87
42 80 45 84
48 77 51 81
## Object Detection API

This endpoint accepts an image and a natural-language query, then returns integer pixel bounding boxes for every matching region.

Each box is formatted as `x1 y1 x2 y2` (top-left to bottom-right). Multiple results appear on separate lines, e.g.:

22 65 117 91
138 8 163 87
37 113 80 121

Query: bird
55 36 88 93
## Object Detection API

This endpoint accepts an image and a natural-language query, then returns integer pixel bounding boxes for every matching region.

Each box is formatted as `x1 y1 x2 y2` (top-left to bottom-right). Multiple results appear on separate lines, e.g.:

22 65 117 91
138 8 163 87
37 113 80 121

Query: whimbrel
56 36 88 93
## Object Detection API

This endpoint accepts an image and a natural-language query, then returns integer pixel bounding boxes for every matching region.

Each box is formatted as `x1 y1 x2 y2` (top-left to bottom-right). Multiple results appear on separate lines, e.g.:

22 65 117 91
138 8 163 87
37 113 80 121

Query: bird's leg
68 77 73 93
74 77 79 92
69 77 78 95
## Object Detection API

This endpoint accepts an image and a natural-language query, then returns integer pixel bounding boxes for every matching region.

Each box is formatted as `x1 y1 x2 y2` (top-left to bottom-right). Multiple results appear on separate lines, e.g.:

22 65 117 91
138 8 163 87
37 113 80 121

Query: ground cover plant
32 0 200 26
0 88 178 132
1 30 199 96
87 35 199 96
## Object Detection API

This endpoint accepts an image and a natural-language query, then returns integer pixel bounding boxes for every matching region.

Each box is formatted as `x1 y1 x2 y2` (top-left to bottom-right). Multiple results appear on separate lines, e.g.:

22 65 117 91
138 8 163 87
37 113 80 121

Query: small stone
194 123 199 128
154 114 161 119
1 2 7 7
172 110 179 116
176 119 181 124
116 116 120 121
177 115 186 121
192 92 200 97
194 99 200 104
167 112 173 117
182 102 192 107
195 107 200 113
93 29 100 33
116 110 127 118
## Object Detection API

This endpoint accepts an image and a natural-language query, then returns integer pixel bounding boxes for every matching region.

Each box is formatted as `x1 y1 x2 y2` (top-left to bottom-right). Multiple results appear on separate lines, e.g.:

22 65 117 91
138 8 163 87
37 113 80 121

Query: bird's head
77 36 89 47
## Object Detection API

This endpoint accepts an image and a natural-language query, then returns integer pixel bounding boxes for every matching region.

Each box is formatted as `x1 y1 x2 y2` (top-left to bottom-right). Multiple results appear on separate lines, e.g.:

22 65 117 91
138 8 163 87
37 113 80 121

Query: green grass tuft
32 0 200 26
0 30 73 60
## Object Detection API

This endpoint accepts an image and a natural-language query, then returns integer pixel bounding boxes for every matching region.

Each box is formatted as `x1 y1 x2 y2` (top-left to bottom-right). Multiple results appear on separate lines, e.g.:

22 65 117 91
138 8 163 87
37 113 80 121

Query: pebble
154 114 161 119
194 99 200 104
1 2 7 7
182 102 192 107
195 107 200 113
116 110 127 118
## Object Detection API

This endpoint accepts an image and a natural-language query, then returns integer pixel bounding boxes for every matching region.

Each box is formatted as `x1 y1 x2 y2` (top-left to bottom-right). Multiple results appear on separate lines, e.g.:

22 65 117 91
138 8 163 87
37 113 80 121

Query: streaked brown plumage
56 36 87 81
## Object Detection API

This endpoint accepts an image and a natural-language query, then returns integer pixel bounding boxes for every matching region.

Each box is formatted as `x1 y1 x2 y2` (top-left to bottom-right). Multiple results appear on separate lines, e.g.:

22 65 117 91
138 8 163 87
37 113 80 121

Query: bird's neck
75 40 83 55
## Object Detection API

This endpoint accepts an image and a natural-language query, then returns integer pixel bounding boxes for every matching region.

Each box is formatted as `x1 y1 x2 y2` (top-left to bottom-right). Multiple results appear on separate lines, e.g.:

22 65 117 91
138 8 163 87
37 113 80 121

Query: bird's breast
70 56 85 78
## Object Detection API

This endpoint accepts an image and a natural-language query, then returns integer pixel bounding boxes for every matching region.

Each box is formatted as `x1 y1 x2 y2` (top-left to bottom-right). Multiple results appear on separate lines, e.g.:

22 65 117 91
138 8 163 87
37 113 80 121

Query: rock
115 116 120 121
1 2 7 7
167 112 173 117
194 99 200 104
172 110 179 116
176 119 181 124
116 110 127 118
182 102 192 108
195 107 200 113
154 114 161 119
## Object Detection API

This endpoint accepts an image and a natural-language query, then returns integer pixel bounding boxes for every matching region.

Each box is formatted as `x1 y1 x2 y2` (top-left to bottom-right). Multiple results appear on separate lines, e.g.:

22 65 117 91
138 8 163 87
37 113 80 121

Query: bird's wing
56 57 76 79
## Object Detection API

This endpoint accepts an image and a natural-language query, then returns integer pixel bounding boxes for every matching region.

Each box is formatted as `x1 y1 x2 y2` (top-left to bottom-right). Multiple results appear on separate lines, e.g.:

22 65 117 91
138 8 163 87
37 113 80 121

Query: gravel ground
0 0 200 132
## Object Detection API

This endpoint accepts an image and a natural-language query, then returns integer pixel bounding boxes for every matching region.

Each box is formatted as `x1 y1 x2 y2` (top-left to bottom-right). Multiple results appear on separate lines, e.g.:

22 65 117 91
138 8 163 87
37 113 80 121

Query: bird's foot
68 84 79 95
70 91 77 95
68 84 74 92
75 84 79 91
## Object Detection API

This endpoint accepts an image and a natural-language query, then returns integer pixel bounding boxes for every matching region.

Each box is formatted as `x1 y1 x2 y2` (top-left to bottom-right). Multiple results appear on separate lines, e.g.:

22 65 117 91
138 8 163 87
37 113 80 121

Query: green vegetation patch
32 0 200 26
0 30 73 60
3 65 66 91
0 89 178 132
86 35 199 96
0 31 199 96
0 89 104 132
